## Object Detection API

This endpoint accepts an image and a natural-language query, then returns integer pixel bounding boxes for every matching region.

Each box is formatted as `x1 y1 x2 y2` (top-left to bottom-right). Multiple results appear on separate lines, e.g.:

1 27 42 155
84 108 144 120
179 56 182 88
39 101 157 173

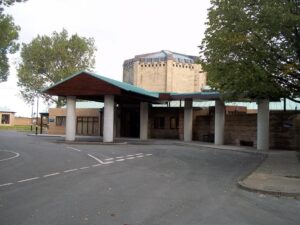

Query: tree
0 0 27 12
0 13 19 82
17 29 97 106
200 0 300 100
0 0 27 82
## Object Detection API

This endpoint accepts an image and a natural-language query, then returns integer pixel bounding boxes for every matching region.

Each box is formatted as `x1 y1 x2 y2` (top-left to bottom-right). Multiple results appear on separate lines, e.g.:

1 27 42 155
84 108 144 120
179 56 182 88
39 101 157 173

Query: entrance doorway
120 105 140 138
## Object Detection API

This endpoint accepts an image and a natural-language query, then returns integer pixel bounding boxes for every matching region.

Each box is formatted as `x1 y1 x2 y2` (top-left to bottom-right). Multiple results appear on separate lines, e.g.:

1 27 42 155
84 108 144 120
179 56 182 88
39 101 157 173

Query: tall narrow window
170 117 179 129
56 116 66 126
154 117 165 129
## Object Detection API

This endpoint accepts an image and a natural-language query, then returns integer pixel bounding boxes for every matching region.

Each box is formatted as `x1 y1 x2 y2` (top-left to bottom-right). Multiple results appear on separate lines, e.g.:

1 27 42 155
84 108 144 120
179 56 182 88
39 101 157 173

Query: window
77 117 99 135
56 116 66 126
1 114 10 124
154 117 165 129
170 117 179 129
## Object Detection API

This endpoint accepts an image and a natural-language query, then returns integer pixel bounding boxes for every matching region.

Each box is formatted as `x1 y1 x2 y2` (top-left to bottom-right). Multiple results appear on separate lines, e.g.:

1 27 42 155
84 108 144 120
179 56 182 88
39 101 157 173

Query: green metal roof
43 70 159 99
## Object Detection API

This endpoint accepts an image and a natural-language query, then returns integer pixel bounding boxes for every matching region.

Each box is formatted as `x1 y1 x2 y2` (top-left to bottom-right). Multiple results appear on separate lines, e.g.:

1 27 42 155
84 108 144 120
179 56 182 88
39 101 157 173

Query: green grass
0 125 34 132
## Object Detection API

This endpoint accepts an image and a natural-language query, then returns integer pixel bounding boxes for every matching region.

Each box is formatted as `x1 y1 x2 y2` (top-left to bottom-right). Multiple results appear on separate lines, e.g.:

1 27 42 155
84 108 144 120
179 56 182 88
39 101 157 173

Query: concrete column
184 99 193 141
103 95 114 142
257 99 269 150
66 96 76 141
113 105 117 138
214 100 225 145
140 102 149 140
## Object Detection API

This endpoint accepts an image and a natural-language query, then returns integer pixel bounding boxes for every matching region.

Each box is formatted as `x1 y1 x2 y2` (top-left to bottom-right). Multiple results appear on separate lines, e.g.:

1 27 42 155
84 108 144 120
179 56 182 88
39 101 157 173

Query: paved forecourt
0 131 300 225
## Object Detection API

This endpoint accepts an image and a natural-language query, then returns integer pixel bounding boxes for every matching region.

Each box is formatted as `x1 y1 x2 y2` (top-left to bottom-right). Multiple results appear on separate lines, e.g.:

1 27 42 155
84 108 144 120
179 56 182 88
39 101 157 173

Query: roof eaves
42 70 87 93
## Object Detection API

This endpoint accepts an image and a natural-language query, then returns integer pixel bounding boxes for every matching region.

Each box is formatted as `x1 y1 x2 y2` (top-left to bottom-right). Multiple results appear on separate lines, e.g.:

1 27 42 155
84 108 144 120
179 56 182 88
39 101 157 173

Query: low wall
193 111 300 150
14 117 32 126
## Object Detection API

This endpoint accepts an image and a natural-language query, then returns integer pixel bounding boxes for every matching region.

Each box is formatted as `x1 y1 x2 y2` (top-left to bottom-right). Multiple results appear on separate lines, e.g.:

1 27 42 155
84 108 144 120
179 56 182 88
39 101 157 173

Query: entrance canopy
43 71 160 104
43 71 221 103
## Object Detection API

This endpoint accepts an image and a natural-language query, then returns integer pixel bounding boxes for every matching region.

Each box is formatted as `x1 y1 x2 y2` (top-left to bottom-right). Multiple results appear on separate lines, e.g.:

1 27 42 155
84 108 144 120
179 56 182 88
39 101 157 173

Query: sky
0 0 211 117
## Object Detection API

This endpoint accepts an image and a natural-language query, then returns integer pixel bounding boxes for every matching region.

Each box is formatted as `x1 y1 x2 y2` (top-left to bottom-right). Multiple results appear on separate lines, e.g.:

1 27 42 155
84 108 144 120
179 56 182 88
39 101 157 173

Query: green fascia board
42 70 159 99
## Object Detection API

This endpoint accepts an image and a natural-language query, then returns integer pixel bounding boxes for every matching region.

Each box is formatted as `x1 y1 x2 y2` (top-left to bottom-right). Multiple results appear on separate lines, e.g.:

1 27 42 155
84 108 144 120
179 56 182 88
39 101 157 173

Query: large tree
0 0 27 82
17 29 97 106
200 0 300 100
0 13 19 82
0 0 27 12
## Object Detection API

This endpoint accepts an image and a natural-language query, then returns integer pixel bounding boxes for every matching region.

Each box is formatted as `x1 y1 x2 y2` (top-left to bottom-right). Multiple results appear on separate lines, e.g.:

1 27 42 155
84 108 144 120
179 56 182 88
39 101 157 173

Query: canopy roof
43 71 221 103
43 71 160 103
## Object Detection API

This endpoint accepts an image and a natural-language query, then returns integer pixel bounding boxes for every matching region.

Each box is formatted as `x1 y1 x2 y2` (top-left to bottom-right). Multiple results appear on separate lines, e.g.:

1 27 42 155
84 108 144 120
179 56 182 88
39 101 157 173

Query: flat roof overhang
159 92 221 101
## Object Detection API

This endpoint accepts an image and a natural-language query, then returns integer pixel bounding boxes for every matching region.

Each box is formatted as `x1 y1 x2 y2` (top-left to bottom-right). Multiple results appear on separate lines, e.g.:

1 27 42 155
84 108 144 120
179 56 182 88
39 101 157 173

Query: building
48 106 102 136
123 50 207 93
0 107 15 126
44 71 289 151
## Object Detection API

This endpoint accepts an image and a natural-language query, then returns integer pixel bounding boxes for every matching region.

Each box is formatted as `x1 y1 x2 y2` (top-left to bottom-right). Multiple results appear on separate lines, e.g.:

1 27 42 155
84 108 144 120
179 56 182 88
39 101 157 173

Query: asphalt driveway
0 131 299 225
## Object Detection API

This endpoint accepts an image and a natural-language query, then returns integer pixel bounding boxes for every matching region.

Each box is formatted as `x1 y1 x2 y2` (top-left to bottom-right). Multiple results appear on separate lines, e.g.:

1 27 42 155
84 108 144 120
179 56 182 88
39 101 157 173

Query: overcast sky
0 0 211 117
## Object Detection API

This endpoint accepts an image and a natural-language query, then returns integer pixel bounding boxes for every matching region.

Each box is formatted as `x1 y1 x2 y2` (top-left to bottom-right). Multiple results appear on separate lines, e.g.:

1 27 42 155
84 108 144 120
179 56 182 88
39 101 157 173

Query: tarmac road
0 131 299 225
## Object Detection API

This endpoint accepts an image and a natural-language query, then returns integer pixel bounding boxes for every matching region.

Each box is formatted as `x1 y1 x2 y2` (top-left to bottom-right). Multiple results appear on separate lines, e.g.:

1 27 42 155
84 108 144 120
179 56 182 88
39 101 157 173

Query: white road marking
102 161 114 164
87 154 105 164
43 172 60 178
0 152 151 188
80 166 90 170
0 183 13 187
63 168 78 173
92 164 102 167
18 177 39 183
126 157 135 160
0 150 20 162
116 159 125 162
66 147 81 152
105 158 114 161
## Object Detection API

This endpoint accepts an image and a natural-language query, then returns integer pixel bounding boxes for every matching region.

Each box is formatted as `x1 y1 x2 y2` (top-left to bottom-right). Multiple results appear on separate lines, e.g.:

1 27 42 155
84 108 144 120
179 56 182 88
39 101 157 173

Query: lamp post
35 95 39 135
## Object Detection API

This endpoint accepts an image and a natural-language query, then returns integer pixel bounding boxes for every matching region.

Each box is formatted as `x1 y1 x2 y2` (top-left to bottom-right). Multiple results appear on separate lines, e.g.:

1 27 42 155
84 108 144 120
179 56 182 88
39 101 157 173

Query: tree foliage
0 0 27 12
17 29 97 106
0 0 26 82
200 0 300 100
0 13 19 81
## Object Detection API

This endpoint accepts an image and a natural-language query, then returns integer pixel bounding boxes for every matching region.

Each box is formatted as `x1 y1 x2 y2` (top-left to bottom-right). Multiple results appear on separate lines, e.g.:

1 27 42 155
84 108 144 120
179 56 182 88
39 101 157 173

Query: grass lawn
0 125 34 132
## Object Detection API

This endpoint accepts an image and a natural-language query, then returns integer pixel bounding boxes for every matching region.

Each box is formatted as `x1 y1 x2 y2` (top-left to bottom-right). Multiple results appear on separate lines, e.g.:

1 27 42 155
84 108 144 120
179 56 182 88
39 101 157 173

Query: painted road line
116 156 124 159
102 161 114 164
0 183 13 187
116 159 125 162
126 157 135 160
43 172 60 178
80 166 90 170
105 158 114 161
18 177 39 183
66 147 81 152
87 154 105 164
126 155 134 157
0 150 20 162
136 155 144 158
92 164 102 167
63 168 78 173
146 154 153 156
135 153 144 156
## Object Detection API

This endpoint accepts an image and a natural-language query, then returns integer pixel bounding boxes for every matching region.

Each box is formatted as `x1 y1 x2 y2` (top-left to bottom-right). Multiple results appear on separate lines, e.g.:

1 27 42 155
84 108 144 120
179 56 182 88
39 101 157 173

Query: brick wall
193 111 300 150
149 107 181 139
123 60 206 93
48 108 101 135
14 117 32 126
